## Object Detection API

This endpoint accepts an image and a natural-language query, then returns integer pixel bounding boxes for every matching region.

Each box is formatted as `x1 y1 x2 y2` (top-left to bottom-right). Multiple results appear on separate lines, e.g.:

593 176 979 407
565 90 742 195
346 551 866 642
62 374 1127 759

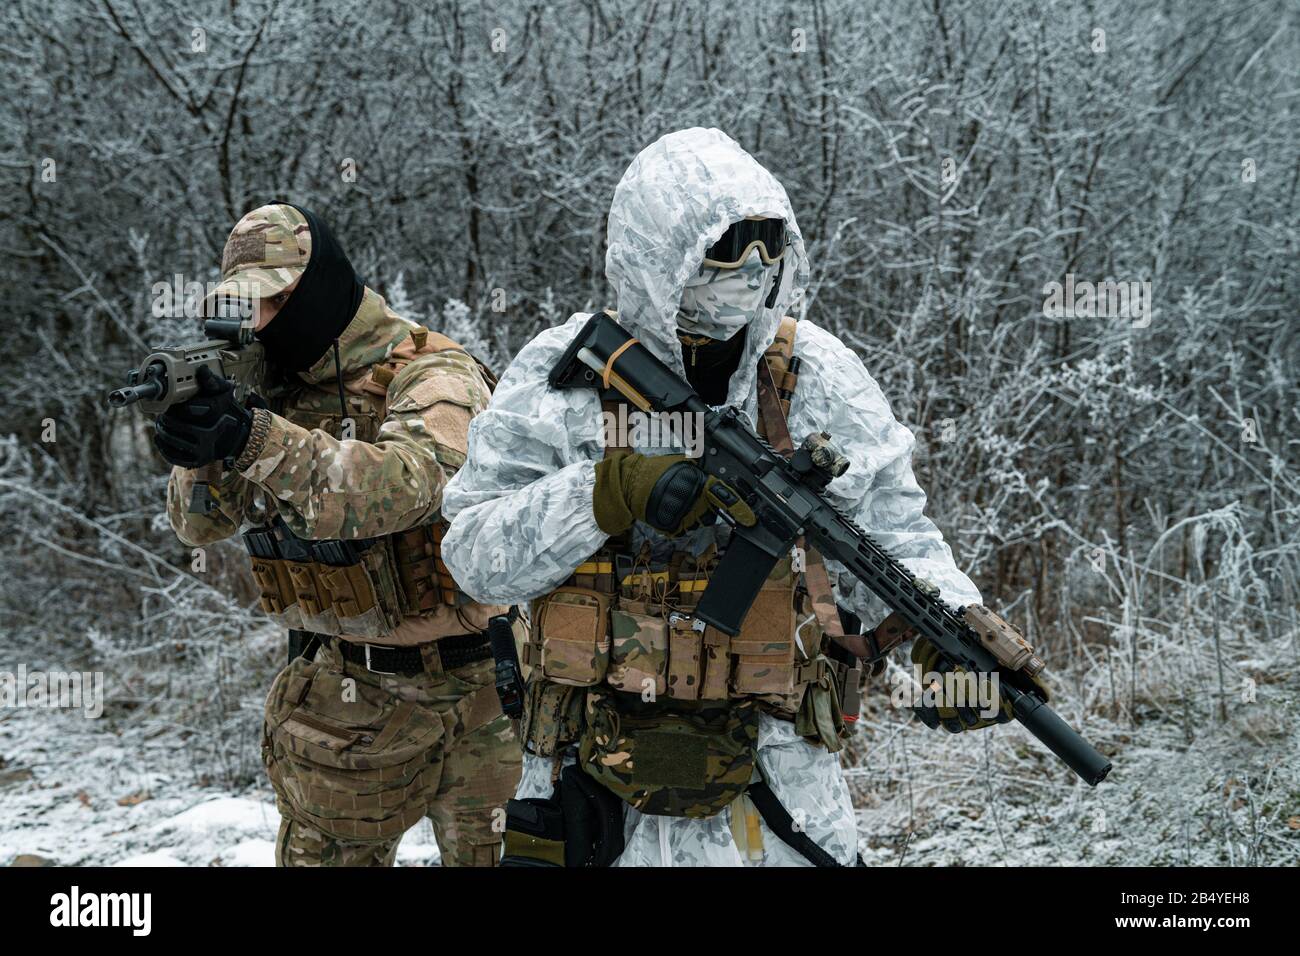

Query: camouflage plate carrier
242 327 483 639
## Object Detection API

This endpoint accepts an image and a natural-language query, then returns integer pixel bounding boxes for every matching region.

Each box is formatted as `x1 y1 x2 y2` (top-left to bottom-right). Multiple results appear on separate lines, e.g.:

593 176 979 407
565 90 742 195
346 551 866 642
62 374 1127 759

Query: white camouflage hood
443 129 982 869
604 127 810 411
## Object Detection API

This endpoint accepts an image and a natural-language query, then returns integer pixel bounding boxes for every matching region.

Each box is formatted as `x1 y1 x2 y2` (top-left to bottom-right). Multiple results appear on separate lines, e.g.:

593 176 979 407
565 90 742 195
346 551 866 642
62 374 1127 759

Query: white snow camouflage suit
441 127 981 866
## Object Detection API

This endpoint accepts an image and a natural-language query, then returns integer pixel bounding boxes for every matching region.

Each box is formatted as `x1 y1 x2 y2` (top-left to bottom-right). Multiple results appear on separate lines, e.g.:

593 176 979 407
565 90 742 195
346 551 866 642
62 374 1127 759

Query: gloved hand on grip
153 365 255 469
592 452 755 537
909 636 1049 734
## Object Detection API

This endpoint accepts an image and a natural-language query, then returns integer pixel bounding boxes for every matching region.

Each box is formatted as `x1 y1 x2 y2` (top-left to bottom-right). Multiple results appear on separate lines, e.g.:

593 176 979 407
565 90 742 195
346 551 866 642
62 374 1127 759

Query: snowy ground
0 705 443 867
847 638 1300 867
3 642 1296 867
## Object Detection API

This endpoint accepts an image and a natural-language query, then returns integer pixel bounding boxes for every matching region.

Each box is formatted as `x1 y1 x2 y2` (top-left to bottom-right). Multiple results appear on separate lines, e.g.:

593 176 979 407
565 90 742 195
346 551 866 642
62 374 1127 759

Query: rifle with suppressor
108 317 268 515
549 312 1112 786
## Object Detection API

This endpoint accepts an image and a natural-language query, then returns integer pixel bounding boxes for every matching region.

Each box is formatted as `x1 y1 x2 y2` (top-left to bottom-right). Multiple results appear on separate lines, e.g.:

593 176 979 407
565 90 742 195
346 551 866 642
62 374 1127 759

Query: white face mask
677 249 774 340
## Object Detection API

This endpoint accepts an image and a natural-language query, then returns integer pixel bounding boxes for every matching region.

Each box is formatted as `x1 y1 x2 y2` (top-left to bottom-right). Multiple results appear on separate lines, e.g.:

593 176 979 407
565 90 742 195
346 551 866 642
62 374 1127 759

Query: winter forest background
1 0 1297 865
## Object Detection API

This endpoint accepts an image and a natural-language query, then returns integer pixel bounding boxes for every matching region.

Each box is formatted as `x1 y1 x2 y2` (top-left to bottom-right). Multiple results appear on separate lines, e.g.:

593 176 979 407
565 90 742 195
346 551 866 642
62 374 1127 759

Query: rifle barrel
108 376 164 408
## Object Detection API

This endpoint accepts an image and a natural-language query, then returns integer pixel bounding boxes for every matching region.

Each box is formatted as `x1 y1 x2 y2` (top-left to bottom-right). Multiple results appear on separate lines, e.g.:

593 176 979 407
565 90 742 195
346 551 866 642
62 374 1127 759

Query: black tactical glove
153 365 254 469
592 452 755 537
909 637 1049 733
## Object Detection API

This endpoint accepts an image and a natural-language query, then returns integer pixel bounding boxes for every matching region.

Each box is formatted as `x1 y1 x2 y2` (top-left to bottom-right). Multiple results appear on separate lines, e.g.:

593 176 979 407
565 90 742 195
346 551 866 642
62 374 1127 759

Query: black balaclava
681 327 748 406
255 202 365 373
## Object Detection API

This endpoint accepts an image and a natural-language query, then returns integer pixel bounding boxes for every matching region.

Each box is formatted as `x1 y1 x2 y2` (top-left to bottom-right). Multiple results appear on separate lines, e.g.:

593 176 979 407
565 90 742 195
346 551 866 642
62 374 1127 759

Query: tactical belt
432 633 495 670
321 632 492 676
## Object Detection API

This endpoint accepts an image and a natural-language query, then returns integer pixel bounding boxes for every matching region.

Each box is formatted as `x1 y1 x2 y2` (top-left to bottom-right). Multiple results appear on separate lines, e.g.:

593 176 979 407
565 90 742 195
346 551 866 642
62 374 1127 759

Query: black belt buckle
363 643 398 676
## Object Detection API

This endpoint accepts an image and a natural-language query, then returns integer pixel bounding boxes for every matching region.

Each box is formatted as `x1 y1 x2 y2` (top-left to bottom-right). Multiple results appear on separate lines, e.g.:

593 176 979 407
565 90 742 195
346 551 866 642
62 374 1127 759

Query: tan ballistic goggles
702 217 787 268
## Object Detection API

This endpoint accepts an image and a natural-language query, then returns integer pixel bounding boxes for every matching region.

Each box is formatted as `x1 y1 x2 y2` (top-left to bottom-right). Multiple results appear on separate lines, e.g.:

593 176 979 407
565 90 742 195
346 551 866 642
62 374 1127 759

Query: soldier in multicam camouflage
442 128 991 866
156 202 521 866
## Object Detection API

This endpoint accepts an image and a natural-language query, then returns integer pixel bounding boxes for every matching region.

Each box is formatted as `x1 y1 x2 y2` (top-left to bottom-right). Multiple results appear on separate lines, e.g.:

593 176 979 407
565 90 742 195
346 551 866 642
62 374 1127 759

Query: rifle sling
746 779 862 867
755 346 854 647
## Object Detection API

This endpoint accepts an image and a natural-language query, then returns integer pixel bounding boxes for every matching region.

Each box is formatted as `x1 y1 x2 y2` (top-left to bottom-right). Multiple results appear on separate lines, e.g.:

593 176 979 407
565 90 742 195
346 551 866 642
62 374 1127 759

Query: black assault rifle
549 312 1112 786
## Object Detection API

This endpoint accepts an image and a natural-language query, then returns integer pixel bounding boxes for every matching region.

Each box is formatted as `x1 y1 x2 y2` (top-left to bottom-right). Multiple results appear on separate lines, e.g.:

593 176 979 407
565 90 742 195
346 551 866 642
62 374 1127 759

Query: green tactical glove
910 637 1049 734
592 452 756 537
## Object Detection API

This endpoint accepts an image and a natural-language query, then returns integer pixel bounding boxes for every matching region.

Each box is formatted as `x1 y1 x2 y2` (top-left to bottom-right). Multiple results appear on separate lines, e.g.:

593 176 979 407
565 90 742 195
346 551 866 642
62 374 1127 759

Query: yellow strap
602 337 640 391
624 569 670 586
573 562 709 590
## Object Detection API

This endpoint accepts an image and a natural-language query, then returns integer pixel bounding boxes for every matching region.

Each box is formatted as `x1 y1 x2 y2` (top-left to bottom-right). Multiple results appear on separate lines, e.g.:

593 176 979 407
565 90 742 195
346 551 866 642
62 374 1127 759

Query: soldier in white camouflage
158 202 521 866
442 128 999 867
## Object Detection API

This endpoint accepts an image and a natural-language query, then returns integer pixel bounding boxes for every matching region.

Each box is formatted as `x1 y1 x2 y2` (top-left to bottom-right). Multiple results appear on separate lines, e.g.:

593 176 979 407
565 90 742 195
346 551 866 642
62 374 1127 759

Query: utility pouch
318 541 405 639
318 564 376 617
606 609 668 697
393 521 460 613
830 653 863 725
520 677 586 756
700 628 732 700
579 691 759 819
666 617 703 701
262 657 446 841
285 561 338 633
793 657 847 753
249 557 299 618
535 587 611 686
728 560 798 697
243 525 305 627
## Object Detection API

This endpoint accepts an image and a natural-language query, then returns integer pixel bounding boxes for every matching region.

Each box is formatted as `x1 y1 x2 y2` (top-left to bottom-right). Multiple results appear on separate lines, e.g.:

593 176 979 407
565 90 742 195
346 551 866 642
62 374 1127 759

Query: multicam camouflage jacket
167 287 500 643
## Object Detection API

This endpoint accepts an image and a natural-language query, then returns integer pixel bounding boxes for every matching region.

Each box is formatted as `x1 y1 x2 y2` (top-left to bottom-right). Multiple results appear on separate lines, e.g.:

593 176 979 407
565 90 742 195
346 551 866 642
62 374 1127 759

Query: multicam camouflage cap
209 203 312 303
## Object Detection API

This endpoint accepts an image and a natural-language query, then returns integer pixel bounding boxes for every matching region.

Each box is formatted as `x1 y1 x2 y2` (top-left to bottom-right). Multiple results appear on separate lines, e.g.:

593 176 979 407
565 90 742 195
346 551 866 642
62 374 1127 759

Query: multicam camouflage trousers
262 641 521 866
